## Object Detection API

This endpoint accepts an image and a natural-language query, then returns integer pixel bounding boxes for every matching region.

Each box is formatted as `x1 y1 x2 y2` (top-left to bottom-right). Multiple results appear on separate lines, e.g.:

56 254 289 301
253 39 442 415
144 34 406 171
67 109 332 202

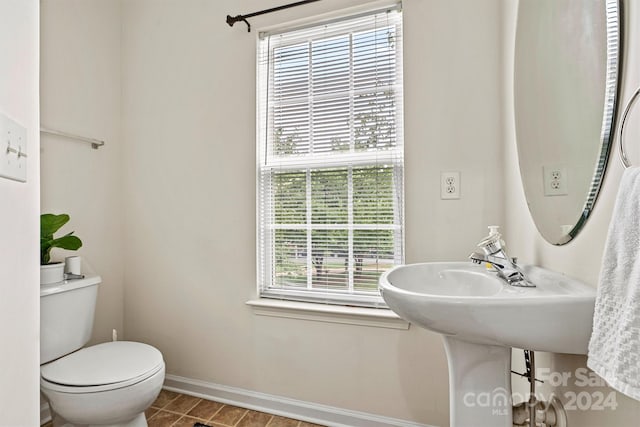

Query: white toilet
40 274 165 427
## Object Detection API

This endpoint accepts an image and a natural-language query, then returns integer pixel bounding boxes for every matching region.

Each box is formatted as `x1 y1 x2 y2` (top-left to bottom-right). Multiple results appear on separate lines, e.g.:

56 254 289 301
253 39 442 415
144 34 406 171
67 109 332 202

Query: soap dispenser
481 225 504 270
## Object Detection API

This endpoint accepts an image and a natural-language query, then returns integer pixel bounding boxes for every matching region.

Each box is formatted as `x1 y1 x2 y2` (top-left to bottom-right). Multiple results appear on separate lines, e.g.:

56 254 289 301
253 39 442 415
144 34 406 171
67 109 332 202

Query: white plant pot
41 262 64 285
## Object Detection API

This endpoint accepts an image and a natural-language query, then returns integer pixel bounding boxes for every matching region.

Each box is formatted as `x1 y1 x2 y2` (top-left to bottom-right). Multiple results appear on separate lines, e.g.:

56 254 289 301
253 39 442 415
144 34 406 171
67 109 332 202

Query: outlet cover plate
543 165 567 196
441 171 460 200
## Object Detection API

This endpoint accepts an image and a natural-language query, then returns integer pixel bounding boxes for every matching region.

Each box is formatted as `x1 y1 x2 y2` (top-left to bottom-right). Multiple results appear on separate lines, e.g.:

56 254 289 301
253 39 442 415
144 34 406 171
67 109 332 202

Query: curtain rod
40 127 105 150
226 0 321 32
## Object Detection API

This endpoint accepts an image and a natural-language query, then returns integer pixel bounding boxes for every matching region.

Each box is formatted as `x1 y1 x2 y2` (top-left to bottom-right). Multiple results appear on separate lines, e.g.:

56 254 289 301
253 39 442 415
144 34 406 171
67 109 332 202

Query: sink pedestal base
442 336 512 427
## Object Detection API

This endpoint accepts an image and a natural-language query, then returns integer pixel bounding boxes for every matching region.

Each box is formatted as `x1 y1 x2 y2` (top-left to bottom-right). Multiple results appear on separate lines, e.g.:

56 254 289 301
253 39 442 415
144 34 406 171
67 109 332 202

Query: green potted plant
40 213 83 285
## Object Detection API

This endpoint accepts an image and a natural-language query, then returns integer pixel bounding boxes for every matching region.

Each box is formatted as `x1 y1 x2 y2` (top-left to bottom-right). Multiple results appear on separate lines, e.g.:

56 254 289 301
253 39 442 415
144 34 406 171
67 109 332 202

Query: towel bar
40 127 105 149
618 87 640 168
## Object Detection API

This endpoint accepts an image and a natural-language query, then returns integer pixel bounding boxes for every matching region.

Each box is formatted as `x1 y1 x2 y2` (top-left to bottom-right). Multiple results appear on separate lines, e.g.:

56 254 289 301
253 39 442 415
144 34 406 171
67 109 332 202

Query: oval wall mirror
514 0 621 245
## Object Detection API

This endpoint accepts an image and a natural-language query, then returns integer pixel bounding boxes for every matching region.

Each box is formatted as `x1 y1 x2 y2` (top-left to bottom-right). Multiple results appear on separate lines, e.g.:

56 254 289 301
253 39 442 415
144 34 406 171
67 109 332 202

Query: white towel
588 167 640 401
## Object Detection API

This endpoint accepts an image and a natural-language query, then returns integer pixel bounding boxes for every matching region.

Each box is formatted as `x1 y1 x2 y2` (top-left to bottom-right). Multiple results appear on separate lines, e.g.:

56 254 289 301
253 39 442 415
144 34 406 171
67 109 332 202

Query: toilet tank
40 275 101 364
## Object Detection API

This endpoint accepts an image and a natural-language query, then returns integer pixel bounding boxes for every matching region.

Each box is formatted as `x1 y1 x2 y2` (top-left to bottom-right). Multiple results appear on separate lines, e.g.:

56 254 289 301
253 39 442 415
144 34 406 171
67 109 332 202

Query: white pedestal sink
379 262 595 427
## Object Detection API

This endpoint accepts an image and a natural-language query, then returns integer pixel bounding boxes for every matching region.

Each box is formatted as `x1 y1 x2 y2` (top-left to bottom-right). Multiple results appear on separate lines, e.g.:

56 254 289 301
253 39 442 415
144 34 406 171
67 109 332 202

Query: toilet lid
41 341 163 387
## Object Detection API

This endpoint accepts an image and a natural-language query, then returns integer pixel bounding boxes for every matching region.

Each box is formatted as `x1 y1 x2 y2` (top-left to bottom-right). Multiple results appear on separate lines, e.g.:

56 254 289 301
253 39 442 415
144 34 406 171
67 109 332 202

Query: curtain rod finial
226 14 251 32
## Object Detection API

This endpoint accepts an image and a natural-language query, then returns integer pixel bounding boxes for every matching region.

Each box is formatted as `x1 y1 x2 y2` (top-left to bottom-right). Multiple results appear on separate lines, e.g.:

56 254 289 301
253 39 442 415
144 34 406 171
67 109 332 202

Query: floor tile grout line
181 397 203 417
149 392 323 427
170 412 210 426
149 395 180 418
234 409 249 426
170 415 194 427
204 403 227 422
191 397 204 412
266 415 275 427
160 395 202 417
150 408 201 418
233 409 250 427
155 393 180 410
149 408 215 426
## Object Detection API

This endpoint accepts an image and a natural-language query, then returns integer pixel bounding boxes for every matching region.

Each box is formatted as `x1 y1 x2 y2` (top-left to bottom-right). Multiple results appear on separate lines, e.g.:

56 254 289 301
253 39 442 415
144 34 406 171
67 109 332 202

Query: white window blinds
257 6 404 307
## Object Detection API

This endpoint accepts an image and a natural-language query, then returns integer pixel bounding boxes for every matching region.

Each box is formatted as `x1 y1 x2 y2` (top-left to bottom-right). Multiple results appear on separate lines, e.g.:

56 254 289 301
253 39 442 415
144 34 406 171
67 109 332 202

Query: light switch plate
0 113 27 183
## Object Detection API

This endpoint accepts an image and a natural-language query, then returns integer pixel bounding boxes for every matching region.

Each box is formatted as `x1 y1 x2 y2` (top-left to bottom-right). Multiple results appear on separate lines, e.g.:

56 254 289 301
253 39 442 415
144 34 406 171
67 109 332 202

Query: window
257 6 404 307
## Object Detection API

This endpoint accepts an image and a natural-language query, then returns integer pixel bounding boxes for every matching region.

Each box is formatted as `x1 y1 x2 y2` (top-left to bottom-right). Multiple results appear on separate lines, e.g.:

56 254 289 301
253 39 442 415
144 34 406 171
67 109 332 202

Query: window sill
246 299 410 330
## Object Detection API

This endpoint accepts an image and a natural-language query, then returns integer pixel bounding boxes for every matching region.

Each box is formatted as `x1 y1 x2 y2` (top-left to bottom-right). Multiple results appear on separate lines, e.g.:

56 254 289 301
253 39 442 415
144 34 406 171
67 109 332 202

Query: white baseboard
164 374 435 427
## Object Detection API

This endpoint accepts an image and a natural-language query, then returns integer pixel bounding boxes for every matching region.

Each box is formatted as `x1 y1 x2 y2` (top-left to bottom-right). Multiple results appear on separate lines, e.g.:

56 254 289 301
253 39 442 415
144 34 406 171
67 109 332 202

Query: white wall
0 0 40 424
42 0 640 425
120 0 503 425
502 0 640 425
40 0 123 345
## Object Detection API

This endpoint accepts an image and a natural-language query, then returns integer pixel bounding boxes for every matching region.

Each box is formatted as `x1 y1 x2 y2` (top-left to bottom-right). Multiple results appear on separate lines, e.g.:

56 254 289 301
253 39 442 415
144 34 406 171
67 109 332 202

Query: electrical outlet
543 165 567 196
441 171 460 199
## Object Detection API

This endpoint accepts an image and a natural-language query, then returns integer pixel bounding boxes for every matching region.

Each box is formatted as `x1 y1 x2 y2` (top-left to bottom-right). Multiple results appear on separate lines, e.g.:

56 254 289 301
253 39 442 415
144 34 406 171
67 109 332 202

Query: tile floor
146 390 325 427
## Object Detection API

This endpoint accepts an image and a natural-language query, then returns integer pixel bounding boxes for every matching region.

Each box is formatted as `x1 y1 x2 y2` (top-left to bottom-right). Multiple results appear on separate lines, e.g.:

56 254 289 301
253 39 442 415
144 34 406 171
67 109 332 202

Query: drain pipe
528 350 536 427
513 396 567 427
512 350 568 427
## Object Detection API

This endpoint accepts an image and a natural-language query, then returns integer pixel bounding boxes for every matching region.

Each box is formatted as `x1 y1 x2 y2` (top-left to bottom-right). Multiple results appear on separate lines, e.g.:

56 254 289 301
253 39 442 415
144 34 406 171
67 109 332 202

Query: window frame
257 5 404 308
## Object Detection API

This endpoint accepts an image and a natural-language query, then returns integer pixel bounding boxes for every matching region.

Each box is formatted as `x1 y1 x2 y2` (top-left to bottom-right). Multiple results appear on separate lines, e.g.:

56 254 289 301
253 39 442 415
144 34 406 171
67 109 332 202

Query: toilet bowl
41 341 165 427
40 274 165 426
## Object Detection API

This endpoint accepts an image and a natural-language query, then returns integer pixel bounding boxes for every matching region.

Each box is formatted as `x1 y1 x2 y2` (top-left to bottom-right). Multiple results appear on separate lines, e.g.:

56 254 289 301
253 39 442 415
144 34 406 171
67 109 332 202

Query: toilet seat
41 341 164 394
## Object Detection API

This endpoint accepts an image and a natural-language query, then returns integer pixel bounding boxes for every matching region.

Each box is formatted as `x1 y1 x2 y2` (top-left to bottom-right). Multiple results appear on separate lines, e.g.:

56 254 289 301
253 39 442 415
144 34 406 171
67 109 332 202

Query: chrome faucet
469 233 534 287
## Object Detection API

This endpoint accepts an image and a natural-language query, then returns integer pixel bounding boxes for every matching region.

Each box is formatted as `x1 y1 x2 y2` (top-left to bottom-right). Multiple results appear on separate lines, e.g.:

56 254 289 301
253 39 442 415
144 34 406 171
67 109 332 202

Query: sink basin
379 262 595 354
379 262 596 427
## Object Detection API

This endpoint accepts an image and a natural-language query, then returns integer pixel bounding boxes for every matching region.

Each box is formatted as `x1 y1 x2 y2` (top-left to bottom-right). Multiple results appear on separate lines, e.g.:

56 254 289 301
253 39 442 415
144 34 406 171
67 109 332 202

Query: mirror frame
575 0 622 243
